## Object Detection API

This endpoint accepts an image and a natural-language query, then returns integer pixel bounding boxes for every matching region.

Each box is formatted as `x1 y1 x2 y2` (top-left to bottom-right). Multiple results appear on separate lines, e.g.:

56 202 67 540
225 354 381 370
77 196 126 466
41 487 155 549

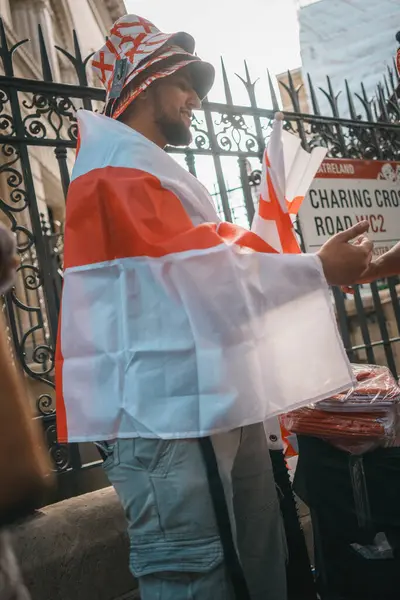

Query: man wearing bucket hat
56 14 373 600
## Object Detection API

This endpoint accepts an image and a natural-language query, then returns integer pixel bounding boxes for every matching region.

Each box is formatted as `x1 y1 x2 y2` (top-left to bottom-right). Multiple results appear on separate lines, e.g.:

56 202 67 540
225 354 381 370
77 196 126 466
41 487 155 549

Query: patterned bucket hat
92 14 215 119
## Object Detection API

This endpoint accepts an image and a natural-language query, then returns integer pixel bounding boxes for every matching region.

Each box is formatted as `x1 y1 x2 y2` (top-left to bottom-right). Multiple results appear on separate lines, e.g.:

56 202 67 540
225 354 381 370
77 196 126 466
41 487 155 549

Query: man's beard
157 118 192 147
154 103 192 146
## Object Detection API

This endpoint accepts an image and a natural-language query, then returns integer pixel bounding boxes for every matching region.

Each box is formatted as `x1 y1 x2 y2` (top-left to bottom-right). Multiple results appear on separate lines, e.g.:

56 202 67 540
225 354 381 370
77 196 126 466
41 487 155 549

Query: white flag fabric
56 110 353 443
253 116 329 451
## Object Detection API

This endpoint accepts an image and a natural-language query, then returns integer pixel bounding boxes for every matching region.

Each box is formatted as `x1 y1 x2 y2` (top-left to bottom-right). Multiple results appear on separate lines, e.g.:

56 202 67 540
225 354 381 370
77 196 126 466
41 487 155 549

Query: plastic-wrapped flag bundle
319 364 400 410
282 364 400 454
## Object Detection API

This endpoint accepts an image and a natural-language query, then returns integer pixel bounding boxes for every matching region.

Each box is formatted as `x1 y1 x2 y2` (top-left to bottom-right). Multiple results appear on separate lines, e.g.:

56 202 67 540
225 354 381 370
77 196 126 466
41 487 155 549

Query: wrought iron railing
1 19 400 480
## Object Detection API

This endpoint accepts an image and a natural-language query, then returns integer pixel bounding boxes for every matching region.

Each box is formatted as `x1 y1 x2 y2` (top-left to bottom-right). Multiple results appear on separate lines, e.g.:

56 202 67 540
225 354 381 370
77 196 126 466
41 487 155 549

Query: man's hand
359 241 400 283
317 221 373 286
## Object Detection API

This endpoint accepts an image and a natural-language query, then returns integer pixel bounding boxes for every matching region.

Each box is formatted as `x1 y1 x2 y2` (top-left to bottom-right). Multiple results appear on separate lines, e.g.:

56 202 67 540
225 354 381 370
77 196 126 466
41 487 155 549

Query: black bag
294 435 400 599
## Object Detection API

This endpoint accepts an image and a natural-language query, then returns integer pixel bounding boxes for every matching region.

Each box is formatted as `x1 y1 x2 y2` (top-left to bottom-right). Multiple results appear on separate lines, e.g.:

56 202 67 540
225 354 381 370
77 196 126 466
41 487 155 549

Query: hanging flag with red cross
396 31 400 78
253 112 328 457
252 112 327 253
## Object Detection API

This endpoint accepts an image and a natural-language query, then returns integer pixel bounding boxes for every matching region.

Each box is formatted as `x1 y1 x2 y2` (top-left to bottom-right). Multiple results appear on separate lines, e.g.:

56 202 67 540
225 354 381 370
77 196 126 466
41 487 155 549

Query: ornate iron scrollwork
22 94 78 141
191 113 211 151
0 139 72 472
214 112 259 154
0 88 14 137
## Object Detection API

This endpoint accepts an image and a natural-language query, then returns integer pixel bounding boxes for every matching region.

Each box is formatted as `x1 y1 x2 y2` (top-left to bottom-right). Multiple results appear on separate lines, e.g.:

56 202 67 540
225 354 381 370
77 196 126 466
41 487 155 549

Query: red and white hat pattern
92 14 214 119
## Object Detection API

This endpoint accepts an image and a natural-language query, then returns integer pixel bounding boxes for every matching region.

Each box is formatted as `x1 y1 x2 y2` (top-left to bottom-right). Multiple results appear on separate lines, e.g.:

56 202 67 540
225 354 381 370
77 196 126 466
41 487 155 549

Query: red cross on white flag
92 51 113 83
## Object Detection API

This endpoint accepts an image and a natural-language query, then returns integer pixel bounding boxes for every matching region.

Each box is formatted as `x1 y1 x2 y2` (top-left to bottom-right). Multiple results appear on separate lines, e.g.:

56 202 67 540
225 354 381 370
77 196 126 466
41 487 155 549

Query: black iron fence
1 20 400 478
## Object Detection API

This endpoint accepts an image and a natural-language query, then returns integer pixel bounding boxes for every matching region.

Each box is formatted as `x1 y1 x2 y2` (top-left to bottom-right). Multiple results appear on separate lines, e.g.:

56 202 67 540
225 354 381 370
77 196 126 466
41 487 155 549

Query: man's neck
122 116 166 149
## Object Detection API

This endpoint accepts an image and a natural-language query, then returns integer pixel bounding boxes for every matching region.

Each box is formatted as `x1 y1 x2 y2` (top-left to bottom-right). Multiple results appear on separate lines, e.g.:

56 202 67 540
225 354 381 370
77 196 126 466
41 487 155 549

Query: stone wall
9 476 314 600
11 487 139 600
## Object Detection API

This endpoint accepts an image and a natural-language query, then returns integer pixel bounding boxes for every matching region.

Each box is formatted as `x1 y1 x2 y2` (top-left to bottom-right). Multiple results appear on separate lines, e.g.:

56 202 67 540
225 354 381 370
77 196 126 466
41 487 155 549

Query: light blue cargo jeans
101 422 287 600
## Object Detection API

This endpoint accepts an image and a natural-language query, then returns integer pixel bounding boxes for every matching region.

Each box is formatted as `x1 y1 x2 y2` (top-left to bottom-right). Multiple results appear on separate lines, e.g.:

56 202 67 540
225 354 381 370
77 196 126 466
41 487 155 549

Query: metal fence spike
244 59 251 85
287 69 295 93
387 65 395 91
10 39 29 57
220 57 233 105
319 86 337 117
358 82 373 120
307 73 320 115
286 69 302 113
0 17 6 51
383 74 391 99
73 30 88 86
73 30 83 64
378 83 389 121
38 24 53 82
372 98 379 121
345 79 357 120
326 75 335 99
0 17 14 76
267 69 280 111
361 81 369 104
56 29 90 89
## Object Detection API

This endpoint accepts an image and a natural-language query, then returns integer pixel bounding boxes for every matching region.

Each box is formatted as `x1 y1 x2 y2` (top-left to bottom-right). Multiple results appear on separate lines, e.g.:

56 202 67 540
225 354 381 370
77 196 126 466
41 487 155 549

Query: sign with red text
299 158 400 257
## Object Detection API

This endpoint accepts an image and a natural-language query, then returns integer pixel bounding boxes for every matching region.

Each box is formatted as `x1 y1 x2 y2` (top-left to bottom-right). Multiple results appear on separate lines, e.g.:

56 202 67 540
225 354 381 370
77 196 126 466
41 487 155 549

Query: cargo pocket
130 536 224 578
104 438 224 579
101 438 174 476
132 438 177 477
100 441 121 471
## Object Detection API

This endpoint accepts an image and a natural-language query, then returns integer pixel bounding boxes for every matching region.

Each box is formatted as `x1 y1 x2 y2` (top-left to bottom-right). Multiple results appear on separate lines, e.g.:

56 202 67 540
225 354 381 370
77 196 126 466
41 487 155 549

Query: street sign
299 158 400 256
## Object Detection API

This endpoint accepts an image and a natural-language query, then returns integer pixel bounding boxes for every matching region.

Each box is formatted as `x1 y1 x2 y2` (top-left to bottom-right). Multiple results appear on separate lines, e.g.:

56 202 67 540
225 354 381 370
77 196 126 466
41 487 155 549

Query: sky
124 0 304 106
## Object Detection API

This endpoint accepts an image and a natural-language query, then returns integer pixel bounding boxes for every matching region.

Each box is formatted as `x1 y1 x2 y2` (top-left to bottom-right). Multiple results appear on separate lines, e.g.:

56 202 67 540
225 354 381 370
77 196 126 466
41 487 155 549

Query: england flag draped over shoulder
56 110 354 444
254 114 328 452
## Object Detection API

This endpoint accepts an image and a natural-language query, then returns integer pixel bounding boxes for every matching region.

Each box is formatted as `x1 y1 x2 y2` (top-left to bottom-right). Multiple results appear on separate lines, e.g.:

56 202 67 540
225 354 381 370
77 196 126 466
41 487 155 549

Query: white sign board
299 159 400 256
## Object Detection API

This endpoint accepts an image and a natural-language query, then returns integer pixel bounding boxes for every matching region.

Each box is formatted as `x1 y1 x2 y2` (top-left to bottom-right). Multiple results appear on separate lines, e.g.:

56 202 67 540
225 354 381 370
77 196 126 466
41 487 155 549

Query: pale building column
0 0 12 27
10 0 34 40
10 1 39 65
11 0 61 80
32 0 61 81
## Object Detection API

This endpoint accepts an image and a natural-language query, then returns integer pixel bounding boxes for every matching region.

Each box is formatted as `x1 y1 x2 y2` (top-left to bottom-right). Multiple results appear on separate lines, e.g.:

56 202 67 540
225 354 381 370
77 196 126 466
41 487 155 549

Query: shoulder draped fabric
55 110 353 443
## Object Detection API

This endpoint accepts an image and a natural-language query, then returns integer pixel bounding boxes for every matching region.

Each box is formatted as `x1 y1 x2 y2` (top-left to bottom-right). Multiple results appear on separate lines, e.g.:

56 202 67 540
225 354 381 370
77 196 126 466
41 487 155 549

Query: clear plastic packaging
281 364 400 454
319 364 400 412
282 406 396 447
